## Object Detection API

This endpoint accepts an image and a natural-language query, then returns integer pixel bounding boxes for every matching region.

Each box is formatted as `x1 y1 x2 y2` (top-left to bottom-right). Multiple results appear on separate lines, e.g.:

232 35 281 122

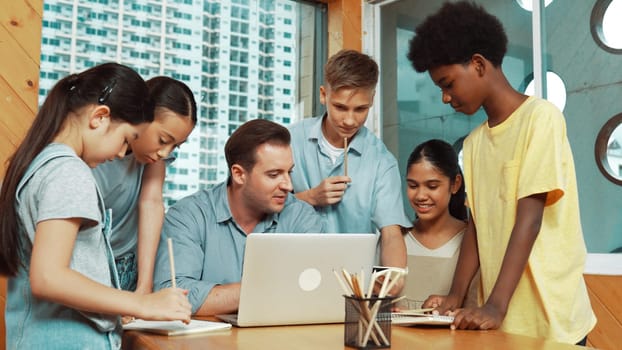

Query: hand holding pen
132 238 192 324
304 176 351 206
294 137 351 206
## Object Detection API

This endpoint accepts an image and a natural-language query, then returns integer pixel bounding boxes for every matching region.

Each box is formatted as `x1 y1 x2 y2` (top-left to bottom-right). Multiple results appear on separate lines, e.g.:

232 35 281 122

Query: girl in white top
401 139 474 308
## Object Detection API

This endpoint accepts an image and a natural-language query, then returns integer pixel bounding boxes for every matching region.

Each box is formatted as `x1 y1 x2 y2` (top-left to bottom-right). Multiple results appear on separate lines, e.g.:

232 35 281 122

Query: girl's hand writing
122 284 152 323
138 287 192 324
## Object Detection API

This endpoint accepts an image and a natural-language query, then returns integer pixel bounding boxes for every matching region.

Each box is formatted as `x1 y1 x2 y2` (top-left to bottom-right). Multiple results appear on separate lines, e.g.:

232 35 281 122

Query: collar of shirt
307 113 366 157
211 181 279 232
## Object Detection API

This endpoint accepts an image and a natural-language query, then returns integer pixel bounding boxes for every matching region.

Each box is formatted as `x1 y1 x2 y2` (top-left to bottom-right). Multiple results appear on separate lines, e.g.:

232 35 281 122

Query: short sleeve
516 104 566 205
371 159 411 229
36 157 101 225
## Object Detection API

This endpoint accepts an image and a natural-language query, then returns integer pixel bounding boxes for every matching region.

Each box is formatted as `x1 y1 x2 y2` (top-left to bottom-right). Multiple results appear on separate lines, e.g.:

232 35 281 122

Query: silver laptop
216 233 377 327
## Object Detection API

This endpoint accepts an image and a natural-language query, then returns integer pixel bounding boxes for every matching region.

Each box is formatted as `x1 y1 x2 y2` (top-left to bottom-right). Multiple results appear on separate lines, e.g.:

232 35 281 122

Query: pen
344 137 348 177
167 238 176 288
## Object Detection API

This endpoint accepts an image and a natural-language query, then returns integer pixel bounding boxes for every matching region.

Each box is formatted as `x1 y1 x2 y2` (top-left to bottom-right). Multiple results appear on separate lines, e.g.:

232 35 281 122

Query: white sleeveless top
401 229 465 306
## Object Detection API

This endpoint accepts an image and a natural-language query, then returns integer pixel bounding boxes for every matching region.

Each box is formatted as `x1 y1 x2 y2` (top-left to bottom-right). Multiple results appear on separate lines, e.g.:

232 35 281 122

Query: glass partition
544 0 622 252
367 0 622 252
372 0 532 221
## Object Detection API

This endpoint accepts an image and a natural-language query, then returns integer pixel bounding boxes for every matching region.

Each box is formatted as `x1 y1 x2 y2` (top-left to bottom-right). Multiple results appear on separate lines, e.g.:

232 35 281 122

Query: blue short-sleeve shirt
288 115 411 233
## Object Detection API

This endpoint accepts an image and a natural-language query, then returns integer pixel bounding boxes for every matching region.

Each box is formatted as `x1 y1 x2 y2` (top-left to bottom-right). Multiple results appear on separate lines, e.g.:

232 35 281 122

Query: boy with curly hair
407 1 595 345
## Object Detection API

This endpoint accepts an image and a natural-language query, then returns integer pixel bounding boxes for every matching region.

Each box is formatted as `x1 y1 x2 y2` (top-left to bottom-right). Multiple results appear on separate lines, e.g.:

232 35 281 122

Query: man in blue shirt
153 119 324 315
289 50 411 294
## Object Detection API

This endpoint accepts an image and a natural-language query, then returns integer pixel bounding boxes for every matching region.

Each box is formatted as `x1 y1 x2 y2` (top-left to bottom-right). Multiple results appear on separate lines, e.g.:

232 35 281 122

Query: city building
39 0 301 206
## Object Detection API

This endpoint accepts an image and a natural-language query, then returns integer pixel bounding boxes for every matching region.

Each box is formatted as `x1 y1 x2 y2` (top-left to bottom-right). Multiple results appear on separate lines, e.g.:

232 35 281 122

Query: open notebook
123 319 231 336
216 233 378 327
391 313 454 326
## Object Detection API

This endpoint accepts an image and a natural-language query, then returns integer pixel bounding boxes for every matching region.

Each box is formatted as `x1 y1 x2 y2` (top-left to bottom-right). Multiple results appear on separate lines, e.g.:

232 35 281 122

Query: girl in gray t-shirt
0 63 191 349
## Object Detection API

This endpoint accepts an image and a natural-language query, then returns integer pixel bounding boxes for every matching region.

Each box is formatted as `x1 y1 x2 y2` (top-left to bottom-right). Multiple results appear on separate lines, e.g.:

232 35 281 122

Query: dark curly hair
407 1 508 72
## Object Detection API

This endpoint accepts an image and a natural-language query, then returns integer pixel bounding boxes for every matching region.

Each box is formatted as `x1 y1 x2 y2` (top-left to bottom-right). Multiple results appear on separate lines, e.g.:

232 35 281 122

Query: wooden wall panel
0 0 41 175
585 274 622 350
0 1 42 349
1 1 45 62
26 0 44 18
0 24 39 115
326 0 361 56
0 78 33 144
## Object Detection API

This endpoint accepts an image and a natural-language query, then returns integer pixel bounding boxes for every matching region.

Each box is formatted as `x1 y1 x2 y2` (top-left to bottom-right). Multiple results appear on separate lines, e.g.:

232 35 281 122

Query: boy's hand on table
451 303 504 330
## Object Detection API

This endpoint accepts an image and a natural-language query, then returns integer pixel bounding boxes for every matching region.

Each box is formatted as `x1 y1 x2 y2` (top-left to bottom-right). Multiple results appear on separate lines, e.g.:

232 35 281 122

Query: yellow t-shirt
462 96 596 343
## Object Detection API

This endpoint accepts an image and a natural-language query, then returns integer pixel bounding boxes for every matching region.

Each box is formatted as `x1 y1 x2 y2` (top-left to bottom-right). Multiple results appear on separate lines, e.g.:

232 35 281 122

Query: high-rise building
39 0 299 207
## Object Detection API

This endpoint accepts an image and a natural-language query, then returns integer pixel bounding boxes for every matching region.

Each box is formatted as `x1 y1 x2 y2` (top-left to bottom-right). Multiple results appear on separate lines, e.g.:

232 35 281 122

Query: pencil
167 238 176 288
343 137 348 177
333 269 352 295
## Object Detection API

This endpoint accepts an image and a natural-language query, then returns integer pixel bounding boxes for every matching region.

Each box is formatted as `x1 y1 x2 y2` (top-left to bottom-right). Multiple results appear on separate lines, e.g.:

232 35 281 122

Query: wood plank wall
1 1 43 349
325 0 361 56
1 0 42 172
585 274 622 349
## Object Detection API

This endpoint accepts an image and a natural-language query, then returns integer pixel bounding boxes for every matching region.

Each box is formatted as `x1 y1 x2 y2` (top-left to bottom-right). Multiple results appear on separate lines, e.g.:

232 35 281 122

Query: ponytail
0 63 152 276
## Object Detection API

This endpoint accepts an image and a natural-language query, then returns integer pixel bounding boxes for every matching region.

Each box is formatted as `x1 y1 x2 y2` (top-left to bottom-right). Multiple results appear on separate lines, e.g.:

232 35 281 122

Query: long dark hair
407 139 467 221
146 76 197 125
0 62 153 276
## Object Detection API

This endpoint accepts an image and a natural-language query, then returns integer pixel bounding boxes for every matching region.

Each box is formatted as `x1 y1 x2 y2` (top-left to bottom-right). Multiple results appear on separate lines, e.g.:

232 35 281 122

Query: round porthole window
515 0 554 11
523 71 567 112
591 0 622 54
452 135 466 172
595 113 622 185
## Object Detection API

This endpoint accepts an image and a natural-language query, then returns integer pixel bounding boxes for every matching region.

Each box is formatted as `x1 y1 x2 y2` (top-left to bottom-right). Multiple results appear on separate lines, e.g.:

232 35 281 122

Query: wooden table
123 320 591 350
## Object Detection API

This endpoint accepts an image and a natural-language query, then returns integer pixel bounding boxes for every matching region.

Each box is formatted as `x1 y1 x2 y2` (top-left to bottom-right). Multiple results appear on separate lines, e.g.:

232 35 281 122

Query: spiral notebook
123 319 231 336
391 313 454 326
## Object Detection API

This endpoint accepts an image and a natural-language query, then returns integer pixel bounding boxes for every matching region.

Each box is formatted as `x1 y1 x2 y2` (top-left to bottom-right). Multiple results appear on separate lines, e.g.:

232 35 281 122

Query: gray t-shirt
18 149 112 286
8 143 120 349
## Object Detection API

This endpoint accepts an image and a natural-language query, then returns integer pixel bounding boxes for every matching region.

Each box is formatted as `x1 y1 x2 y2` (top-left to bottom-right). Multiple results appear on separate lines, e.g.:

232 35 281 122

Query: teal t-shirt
92 154 174 259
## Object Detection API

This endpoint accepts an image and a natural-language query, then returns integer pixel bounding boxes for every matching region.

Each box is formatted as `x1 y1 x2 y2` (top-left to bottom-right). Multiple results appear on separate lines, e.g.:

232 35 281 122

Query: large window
39 0 327 206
